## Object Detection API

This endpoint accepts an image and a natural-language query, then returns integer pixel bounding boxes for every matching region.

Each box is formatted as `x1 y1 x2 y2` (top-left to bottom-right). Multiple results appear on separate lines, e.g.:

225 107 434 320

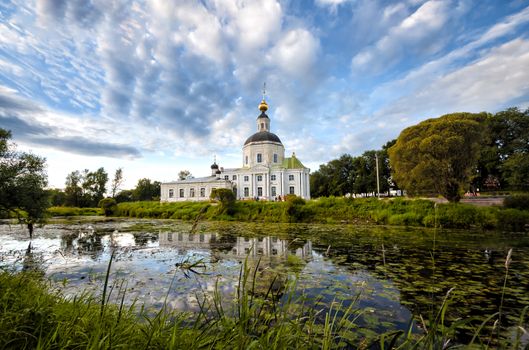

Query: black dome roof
244 131 282 145
211 163 219 169
257 111 269 120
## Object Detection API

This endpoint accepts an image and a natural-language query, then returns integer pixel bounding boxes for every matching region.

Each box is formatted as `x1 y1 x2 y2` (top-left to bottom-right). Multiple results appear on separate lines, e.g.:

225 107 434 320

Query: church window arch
257 153 262 163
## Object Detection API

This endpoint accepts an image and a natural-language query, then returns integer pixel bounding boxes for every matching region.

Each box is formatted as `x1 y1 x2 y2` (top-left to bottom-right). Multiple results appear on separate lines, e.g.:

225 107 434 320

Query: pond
1 218 528 345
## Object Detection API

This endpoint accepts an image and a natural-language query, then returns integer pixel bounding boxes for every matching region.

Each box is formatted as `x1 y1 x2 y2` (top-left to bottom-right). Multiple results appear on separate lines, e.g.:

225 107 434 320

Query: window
257 175 263 182
169 189 174 198
199 234 205 242
272 248 278 255
167 233 173 242
188 234 194 241
289 174 294 181
200 188 205 197
273 153 278 163
178 233 183 241
232 175 237 180
245 156 248 164
271 175 276 181
224 175 229 180
261 123 264 130
244 175 249 182
244 187 249 197
271 186 276 196
257 153 262 163
289 186 295 194
257 187 263 196
179 189 184 197
190 188 195 197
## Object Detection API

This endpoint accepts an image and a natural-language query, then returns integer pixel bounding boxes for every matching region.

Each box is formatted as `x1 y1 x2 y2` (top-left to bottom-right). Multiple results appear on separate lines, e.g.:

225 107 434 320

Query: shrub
496 208 529 232
98 198 117 216
504 194 529 210
210 188 236 215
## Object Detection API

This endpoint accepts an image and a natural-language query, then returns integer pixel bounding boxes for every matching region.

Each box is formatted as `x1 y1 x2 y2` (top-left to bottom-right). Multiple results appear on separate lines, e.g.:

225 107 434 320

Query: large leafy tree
64 167 109 207
389 113 488 202
0 128 49 237
132 178 161 201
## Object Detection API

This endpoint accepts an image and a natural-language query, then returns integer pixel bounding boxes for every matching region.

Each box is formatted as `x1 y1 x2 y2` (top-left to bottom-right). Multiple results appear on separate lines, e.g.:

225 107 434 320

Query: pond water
1 218 528 344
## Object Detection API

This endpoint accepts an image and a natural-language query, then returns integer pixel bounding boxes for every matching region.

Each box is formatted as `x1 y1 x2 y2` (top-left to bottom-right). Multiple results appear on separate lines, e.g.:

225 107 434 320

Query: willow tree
388 112 488 202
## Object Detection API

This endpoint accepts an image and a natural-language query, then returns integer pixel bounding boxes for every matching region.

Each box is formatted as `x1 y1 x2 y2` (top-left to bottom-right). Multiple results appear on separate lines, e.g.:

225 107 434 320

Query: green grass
111 198 529 232
47 206 103 216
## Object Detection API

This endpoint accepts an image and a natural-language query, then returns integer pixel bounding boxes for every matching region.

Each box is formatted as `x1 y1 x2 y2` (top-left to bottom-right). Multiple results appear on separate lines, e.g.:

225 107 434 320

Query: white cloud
268 28 320 79
351 0 451 73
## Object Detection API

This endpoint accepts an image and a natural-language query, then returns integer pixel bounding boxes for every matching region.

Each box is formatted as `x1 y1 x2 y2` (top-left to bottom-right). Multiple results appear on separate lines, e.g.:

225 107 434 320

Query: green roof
280 155 307 169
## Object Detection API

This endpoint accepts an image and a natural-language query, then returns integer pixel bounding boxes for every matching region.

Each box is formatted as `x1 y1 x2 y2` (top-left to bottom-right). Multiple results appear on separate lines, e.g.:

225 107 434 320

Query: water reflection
159 232 312 260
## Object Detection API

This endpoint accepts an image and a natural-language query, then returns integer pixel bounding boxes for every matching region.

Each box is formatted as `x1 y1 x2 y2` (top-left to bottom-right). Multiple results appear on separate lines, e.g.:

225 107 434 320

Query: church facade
160 96 310 202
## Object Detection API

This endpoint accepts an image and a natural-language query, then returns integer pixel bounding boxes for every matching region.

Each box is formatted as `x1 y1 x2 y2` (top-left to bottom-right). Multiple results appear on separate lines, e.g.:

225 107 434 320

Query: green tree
178 170 192 180
132 178 161 201
98 198 117 216
210 188 236 215
115 189 133 203
47 188 66 206
0 129 49 237
82 167 108 207
64 170 83 207
111 168 123 198
389 112 488 202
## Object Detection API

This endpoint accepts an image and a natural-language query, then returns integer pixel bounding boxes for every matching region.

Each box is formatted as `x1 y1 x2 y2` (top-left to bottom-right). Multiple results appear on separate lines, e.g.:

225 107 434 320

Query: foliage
210 188 236 215
503 194 529 210
495 208 529 232
47 188 66 206
132 178 160 201
0 128 49 236
47 206 103 216
64 168 109 207
111 197 529 231
115 189 133 203
310 141 397 198
111 167 123 198
475 107 529 191
389 112 488 202
98 197 118 216
178 169 192 180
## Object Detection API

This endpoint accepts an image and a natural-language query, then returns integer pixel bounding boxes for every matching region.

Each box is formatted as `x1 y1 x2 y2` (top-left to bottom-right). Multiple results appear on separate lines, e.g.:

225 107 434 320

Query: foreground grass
112 197 529 231
2 253 527 350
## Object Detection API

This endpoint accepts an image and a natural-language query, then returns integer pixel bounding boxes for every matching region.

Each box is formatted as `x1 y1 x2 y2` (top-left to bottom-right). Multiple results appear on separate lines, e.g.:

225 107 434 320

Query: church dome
211 162 219 169
244 131 282 145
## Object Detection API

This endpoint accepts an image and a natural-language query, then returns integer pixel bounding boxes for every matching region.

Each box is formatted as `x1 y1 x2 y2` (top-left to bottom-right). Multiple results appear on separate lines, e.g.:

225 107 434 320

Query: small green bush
98 198 117 216
504 194 529 210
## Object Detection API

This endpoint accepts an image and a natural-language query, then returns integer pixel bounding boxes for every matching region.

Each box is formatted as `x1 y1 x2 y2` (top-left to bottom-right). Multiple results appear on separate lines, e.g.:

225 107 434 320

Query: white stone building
160 96 310 202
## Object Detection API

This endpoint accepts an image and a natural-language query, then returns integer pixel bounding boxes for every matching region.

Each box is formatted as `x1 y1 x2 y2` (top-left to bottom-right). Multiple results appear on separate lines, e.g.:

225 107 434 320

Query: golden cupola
259 99 268 112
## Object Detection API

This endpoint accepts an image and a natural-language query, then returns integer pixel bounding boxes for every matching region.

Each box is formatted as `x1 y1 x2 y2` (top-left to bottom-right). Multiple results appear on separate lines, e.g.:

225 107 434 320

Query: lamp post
375 152 380 198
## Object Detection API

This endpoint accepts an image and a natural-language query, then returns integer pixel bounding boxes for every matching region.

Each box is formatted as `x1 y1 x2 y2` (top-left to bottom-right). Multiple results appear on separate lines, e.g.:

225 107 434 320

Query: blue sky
1 0 529 190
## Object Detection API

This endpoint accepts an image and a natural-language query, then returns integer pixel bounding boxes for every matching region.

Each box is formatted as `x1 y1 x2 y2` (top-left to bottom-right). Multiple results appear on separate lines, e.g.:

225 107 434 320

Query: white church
160 94 310 202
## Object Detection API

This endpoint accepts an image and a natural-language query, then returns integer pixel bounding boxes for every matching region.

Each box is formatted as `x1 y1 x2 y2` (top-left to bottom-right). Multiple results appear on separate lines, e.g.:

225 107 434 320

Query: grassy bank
113 197 529 231
47 206 103 216
2 258 526 349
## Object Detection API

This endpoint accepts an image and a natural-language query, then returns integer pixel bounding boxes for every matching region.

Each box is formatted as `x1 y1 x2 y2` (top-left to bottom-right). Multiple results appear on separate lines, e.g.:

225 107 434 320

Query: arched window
273 153 278 163
245 155 248 164
169 189 174 198
261 123 264 130
257 153 262 163
190 188 195 197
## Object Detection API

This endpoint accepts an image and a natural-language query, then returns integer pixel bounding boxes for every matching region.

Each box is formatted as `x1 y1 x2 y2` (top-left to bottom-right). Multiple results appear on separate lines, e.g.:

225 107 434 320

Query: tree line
310 107 529 201
49 170 161 207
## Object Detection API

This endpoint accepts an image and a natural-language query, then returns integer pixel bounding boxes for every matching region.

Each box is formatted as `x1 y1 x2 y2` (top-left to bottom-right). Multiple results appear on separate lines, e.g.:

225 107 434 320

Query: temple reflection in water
158 232 312 260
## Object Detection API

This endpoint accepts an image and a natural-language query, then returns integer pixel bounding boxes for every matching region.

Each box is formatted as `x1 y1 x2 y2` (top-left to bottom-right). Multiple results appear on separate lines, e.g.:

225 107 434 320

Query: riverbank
109 197 528 231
